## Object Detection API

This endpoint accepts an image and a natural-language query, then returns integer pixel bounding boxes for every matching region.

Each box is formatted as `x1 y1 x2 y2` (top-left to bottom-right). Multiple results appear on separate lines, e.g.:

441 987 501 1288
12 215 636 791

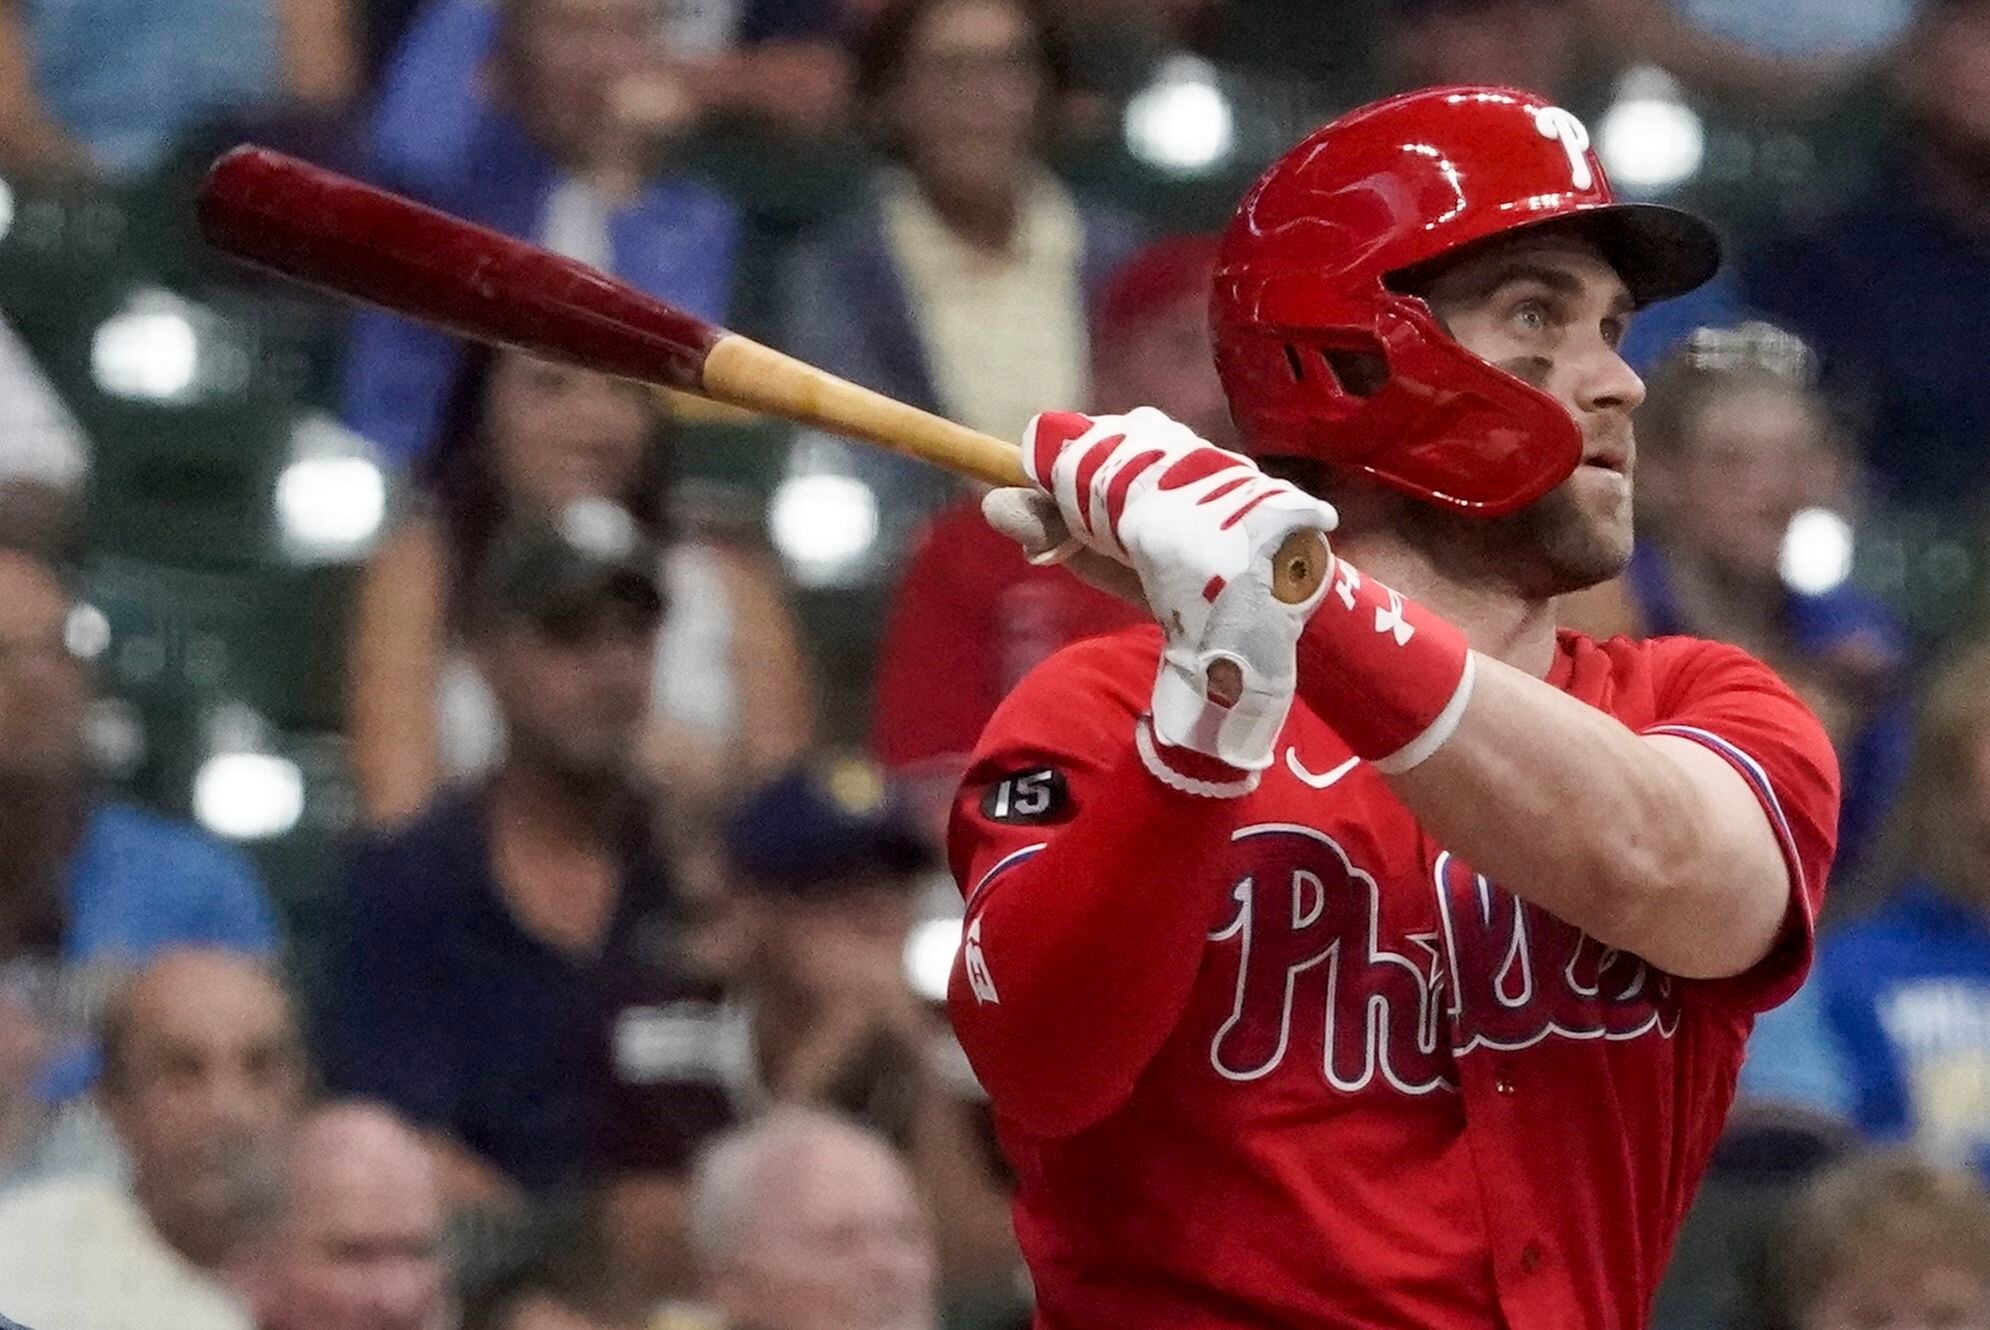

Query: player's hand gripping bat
194 146 1327 618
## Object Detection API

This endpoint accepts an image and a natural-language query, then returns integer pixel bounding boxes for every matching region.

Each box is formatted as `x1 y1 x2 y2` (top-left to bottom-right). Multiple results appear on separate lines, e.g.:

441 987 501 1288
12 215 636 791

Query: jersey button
1519 1242 1544 1274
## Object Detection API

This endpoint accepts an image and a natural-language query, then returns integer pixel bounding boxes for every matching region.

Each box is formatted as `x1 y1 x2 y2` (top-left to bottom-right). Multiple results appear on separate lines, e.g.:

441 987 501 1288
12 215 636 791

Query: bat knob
1271 529 1331 606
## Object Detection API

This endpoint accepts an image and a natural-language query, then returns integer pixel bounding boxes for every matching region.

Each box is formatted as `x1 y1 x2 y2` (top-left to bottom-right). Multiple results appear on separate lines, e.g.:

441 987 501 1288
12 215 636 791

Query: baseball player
945 86 1841 1328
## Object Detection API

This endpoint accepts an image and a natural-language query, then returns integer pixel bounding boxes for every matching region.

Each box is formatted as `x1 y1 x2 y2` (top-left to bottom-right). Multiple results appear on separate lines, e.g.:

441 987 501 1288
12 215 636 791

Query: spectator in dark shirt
343 0 742 464
1744 0 1990 512
316 502 702 1207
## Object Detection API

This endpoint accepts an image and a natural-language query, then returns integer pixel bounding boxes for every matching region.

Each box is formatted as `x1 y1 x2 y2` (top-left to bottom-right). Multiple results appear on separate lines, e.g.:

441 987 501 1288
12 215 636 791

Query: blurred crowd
5 0 1990 1328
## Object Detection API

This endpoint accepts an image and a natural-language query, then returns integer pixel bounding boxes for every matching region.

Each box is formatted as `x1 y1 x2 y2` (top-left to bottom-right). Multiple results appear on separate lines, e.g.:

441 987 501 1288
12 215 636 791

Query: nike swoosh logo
1285 749 1359 789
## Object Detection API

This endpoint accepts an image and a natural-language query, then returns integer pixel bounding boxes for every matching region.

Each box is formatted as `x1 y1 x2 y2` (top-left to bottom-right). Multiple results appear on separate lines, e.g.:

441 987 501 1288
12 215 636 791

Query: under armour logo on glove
1375 587 1415 646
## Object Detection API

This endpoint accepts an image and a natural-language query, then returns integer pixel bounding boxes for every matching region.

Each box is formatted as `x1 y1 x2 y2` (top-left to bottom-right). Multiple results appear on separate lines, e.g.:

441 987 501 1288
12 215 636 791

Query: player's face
1416 232 1645 595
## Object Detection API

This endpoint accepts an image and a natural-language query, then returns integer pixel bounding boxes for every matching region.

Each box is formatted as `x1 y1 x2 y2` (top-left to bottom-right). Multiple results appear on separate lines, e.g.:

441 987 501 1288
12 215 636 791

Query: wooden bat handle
700 335 1329 604
699 335 1028 489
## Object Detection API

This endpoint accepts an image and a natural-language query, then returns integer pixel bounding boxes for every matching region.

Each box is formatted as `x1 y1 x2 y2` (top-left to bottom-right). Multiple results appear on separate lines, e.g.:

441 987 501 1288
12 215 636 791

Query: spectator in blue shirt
341 0 744 465
1814 643 1990 1180
0 547 278 1188
371 0 849 189
0 0 359 181
315 504 708 1205
1743 0 1990 513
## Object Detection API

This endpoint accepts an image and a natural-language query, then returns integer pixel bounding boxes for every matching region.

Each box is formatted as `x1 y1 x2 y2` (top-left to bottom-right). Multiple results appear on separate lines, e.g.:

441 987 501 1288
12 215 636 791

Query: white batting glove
993 409 1339 792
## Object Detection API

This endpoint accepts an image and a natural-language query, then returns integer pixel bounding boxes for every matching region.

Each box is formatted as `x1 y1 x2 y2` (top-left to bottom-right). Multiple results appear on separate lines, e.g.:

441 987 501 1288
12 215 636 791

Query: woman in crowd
783 0 1141 528
346 348 816 831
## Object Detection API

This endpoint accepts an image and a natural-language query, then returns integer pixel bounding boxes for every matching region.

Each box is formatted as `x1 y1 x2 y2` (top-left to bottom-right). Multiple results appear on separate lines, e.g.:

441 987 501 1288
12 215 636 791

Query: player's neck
1332 528 1562 678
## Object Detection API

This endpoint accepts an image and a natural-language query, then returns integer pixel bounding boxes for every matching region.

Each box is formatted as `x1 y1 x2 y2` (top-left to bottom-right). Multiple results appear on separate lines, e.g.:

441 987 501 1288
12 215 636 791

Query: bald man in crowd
0 948 307 1330
249 1102 450 1330
689 1109 936 1330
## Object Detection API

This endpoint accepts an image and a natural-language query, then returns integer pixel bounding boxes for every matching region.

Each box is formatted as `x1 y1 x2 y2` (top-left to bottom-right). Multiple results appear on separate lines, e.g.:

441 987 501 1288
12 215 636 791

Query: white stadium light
277 414 389 563
194 751 305 842
277 457 387 557
770 470 880 588
1596 65 1704 195
91 288 201 402
904 916 964 1003
63 602 111 663
1125 55 1236 176
1780 507 1855 596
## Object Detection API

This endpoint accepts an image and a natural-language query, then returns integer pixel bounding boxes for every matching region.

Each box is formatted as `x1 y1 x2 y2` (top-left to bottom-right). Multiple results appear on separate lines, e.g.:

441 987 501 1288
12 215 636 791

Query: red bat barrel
196 145 723 392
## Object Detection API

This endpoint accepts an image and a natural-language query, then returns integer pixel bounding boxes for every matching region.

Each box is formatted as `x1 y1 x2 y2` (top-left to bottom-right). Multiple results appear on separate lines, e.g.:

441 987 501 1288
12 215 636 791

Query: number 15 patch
981 767 1072 825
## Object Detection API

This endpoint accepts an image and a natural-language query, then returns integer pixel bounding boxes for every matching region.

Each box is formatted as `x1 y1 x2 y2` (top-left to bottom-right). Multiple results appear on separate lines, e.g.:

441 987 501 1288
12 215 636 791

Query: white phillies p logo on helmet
1532 105 1593 191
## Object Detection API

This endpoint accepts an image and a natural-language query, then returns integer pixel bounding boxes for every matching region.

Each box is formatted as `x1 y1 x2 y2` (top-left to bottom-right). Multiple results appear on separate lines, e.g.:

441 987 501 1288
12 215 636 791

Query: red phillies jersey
873 499 1146 778
947 626 1839 1330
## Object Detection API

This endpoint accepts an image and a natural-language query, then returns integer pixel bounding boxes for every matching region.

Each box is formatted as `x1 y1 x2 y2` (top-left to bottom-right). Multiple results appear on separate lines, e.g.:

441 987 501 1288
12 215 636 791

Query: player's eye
1601 315 1628 350
1510 298 1553 335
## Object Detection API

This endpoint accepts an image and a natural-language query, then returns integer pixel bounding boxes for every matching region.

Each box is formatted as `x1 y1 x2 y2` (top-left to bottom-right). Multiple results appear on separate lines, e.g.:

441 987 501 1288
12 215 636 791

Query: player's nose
1574 339 1645 417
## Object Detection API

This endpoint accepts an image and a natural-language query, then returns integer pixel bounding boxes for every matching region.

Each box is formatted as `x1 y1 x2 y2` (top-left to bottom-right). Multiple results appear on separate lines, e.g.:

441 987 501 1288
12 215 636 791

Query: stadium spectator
342 0 742 465
0 0 358 180
688 1109 938 1330
0 549 279 962
1565 324 1908 876
726 758 1015 1290
247 1103 449 1330
783 0 1141 523
0 950 307 1330
1812 642 1990 1180
1769 1150 1990 1329
319 506 715 1204
372 0 850 174
0 548 279 1188
869 235 1215 832
1744 0 1990 513
346 348 814 830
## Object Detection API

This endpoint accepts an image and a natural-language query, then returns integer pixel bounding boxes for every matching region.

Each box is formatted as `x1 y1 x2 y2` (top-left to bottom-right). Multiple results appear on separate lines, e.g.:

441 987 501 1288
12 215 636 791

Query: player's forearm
949 757 1239 1138
1379 651 1790 978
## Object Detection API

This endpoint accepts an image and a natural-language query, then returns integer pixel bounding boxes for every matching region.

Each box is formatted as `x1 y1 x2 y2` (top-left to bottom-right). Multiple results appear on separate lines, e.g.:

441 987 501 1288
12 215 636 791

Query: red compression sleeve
1295 560 1473 771
947 634 1240 1139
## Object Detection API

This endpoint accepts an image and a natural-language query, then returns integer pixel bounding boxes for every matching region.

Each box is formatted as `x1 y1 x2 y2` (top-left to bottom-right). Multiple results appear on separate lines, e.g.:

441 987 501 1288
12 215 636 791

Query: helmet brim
1385 201 1723 311
1548 201 1723 308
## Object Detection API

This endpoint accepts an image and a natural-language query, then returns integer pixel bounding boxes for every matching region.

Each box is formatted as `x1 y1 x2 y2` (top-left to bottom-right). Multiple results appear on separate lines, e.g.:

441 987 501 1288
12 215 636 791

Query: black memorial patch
980 767 1072 824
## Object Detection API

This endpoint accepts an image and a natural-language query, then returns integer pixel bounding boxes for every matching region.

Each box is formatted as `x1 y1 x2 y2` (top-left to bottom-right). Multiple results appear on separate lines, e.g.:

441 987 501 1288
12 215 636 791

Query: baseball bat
195 145 1326 607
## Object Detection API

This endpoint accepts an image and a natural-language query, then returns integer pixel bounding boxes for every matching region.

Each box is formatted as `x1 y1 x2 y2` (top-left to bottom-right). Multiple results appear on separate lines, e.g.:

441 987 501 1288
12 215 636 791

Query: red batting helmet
1212 85 1720 516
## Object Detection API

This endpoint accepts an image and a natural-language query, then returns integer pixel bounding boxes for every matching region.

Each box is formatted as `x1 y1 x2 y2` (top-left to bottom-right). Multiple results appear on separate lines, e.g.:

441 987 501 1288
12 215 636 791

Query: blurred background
3 0 1990 1328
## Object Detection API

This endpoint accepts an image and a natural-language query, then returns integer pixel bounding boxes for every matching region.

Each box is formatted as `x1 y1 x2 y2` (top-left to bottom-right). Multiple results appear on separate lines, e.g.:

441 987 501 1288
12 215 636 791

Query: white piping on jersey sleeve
1642 722 1814 928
